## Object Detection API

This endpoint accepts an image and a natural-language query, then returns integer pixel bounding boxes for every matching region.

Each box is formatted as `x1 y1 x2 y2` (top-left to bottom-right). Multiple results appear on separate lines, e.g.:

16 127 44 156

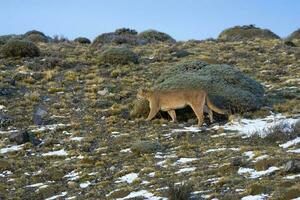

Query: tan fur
137 88 226 126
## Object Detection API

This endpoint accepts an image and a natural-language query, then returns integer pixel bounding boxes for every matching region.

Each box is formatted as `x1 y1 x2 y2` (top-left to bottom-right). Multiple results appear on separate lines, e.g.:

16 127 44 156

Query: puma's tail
206 95 226 115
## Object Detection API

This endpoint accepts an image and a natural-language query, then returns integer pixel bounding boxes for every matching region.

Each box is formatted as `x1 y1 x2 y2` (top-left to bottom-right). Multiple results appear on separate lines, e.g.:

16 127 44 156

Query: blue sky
1 0 300 41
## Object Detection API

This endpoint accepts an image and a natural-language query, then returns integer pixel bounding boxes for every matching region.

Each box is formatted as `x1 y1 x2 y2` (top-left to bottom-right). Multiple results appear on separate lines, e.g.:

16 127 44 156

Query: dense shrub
218 25 280 41
1 39 40 58
287 28 300 41
138 29 176 43
100 47 139 65
24 30 46 37
115 28 138 35
74 37 91 44
26 34 49 43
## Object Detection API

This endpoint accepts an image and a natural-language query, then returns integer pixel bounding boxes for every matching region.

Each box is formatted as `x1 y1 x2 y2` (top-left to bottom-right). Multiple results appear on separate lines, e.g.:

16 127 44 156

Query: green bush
24 30 46 37
74 37 91 44
218 25 280 41
138 29 176 43
26 34 49 43
1 39 40 58
115 28 138 35
287 28 300 41
100 47 139 65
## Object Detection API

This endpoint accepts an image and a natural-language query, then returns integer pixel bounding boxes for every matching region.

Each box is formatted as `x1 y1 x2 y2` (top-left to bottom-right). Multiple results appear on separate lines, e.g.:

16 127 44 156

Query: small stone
0 160 11 170
97 88 108 96
284 159 300 173
231 157 244 167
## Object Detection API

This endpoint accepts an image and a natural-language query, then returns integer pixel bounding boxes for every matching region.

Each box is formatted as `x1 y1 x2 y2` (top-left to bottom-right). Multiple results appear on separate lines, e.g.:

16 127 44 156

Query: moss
218 25 280 41
1 39 40 58
99 47 139 65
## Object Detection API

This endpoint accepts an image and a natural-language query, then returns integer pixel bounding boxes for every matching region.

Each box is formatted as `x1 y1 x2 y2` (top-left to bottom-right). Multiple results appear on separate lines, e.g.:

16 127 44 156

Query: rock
154 61 265 112
0 113 13 128
131 140 161 154
294 120 300 133
230 157 244 167
33 105 53 125
284 159 300 173
97 88 108 96
284 40 297 47
9 130 41 146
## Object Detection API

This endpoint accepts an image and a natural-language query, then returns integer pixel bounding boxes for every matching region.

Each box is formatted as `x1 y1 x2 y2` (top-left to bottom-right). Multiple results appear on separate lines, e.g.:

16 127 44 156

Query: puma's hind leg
167 110 177 122
190 96 205 127
204 105 214 123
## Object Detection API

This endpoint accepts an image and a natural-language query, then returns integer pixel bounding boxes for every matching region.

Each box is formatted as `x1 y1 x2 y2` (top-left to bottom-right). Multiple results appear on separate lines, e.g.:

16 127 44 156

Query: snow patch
42 149 68 156
175 167 196 174
80 181 91 188
115 190 167 200
287 149 300 153
205 147 240 153
241 194 268 200
45 192 67 200
283 173 300 180
64 171 80 181
70 137 84 141
172 126 202 133
116 173 139 184
173 158 199 165
279 137 300 148
222 114 298 136
0 144 24 154
238 166 280 179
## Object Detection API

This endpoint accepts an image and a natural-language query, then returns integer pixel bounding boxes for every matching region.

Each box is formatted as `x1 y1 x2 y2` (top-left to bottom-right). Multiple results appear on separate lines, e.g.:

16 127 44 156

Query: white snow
238 166 280 179
45 192 67 200
155 151 177 159
0 144 24 154
0 171 12 177
283 173 300 180
31 123 72 132
175 167 197 174
0 105 6 110
172 158 199 165
115 173 139 184
287 149 300 153
222 114 298 136
25 182 45 188
172 126 202 133
148 172 155 177
279 137 300 148
42 149 68 156
80 181 91 188
70 137 84 141
241 194 269 200
115 190 167 200
244 151 255 160
205 147 240 153
0 129 18 134
253 155 269 162
120 148 132 153
63 171 80 181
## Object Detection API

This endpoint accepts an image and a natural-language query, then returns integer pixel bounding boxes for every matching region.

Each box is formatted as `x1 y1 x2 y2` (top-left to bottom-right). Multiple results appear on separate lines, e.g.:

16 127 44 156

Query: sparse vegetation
167 182 193 200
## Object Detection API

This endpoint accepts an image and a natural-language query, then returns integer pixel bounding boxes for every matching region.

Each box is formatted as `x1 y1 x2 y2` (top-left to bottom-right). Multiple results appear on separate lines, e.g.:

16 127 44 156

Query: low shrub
99 47 139 65
138 29 176 43
1 39 40 58
74 37 91 44
167 182 193 200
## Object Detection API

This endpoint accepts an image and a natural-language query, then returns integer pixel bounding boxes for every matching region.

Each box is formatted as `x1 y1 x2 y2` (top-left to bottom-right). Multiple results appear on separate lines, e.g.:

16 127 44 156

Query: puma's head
137 88 152 100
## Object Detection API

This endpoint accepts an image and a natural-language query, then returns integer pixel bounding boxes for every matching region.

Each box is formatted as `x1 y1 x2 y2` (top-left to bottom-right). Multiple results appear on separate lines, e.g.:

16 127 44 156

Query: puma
137 89 226 126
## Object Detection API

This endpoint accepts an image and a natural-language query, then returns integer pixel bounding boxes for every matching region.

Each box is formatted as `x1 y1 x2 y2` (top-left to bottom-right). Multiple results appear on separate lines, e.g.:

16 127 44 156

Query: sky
1 0 300 41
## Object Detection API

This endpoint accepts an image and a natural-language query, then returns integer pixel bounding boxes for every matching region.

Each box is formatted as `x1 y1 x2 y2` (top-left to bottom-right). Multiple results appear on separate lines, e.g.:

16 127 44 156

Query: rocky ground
0 38 300 200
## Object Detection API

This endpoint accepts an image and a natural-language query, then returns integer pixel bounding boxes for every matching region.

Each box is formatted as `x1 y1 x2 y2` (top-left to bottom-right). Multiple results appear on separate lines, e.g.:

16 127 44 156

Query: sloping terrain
0 37 300 199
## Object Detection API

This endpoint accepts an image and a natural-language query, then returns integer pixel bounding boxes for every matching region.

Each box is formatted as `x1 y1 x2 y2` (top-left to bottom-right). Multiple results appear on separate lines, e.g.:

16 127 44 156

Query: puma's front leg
146 107 159 121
